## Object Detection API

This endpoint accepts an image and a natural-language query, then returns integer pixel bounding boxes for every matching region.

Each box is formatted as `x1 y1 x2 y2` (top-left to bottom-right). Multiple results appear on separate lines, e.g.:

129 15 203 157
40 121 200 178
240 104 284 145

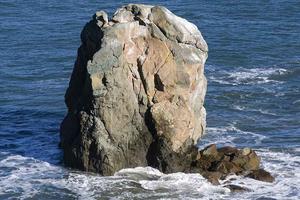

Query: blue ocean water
0 0 299 199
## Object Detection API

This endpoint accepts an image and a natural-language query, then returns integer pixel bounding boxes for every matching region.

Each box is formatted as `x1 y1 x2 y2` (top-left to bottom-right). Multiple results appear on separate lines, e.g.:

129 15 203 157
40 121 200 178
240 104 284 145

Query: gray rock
60 4 208 175
246 169 275 183
191 144 273 184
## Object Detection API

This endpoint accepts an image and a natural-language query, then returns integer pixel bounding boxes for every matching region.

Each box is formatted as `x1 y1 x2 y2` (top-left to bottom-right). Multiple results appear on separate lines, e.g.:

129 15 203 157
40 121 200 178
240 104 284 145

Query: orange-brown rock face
60 4 208 175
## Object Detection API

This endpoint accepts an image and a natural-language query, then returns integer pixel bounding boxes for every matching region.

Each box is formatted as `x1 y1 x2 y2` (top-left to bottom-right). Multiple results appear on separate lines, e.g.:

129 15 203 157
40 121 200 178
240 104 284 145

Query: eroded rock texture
60 4 208 175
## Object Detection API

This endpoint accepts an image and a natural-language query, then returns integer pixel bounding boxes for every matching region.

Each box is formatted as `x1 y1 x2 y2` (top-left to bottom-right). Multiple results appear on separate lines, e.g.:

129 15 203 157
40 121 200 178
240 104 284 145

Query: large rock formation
60 4 208 175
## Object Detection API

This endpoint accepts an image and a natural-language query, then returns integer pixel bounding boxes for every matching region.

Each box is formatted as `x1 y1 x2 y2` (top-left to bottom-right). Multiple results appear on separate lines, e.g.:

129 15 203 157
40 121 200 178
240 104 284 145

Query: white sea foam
231 104 277 116
293 147 300 154
293 99 300 105
198 125 267 149
232 105 246 111
139 172 229 192
221 149 300 200
208 67 287 85
115 167 231 200
0 150 299 199
115 166 163 180
0 154 229 200
0 154 64 199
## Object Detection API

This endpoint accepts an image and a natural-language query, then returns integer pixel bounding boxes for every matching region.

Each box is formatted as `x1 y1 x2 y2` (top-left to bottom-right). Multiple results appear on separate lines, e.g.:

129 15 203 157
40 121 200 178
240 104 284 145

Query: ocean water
0 0 299 199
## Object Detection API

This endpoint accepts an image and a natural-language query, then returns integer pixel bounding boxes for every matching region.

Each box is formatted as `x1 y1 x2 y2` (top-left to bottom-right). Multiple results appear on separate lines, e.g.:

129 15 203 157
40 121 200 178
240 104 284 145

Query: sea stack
60 4 208 175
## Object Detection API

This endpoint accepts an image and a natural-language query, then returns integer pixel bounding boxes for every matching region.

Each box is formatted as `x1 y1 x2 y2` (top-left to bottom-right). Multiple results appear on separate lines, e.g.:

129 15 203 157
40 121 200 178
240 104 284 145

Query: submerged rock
60 4 208 175
246 169 275 183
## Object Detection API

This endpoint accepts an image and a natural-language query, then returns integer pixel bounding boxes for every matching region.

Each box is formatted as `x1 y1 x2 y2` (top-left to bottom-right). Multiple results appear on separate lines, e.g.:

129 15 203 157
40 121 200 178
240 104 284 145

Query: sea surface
0 0 299 199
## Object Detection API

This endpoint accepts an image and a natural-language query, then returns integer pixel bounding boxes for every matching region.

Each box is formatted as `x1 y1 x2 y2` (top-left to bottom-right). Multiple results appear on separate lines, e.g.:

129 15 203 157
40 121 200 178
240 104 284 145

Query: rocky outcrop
60 4 208 175
190 144 275 185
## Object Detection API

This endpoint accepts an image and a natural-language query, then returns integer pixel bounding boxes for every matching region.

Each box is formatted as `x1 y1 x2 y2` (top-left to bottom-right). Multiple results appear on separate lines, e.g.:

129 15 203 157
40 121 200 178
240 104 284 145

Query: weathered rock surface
60 4 208 175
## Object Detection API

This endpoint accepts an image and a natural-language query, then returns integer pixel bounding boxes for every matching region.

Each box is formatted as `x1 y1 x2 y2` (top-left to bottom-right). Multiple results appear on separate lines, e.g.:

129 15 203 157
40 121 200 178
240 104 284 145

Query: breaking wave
1 145 299 200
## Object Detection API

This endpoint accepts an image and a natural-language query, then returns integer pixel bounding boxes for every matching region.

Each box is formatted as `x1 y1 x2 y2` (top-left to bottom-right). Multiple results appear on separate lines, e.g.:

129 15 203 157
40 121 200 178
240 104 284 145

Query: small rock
246 169 275 183
191 145 274 187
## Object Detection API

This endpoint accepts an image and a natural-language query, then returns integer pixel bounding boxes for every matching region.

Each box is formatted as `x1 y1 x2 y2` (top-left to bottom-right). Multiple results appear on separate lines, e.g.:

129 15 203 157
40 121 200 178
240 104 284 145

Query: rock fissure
154 51 172 76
